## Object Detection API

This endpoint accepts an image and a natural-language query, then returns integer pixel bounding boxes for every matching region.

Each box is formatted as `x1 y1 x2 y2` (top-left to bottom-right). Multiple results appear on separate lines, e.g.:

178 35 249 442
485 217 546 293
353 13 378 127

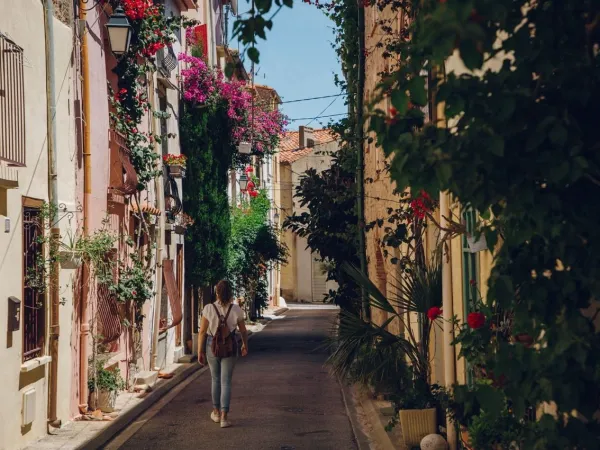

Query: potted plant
163 153 187 178
396 380 439 448
88 362 125 413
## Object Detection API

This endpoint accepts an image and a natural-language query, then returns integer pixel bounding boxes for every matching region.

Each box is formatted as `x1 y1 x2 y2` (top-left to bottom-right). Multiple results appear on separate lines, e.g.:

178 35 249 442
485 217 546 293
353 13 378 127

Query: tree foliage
366 0 600 447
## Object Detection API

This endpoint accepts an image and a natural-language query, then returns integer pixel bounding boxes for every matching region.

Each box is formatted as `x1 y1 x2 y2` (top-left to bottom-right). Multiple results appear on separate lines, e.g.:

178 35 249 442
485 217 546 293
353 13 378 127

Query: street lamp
239 174 249 191
106 6 133 57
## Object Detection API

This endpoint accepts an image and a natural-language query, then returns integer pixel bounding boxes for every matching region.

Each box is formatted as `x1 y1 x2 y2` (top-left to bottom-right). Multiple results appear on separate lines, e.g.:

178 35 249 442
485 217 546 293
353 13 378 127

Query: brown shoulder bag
211 303 235 358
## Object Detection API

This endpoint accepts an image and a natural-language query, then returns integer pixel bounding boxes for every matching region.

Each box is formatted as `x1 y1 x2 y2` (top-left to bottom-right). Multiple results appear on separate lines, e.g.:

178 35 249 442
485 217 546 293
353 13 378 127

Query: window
159 90 169 157
23 200 45 361
0 32 26 166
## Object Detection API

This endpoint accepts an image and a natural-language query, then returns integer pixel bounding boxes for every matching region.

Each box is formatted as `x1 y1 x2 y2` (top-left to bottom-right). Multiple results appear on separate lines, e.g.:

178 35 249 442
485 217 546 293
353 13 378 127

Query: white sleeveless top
202 303 244 336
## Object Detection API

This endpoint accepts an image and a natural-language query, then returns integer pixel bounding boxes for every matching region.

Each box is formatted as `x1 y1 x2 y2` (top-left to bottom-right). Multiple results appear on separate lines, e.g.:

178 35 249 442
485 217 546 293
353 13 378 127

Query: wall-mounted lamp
106 6 133 57
239 174 249 191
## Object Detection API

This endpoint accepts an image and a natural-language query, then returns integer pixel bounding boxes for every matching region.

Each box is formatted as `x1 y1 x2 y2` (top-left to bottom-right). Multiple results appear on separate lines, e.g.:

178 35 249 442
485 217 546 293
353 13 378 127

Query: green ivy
181 101 235 288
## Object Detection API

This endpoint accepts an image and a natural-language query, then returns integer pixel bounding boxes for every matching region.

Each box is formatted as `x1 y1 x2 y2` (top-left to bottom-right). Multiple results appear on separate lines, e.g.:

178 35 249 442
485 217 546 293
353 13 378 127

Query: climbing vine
106 0 194 187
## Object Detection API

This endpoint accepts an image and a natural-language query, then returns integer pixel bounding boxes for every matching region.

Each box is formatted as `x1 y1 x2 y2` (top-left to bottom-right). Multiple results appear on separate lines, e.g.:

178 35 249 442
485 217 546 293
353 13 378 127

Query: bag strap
223 304 233 322
212 303 233 327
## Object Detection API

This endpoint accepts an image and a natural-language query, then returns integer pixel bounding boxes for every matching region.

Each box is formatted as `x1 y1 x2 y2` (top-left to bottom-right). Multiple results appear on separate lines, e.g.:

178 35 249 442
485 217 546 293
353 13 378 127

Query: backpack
211 303 235 358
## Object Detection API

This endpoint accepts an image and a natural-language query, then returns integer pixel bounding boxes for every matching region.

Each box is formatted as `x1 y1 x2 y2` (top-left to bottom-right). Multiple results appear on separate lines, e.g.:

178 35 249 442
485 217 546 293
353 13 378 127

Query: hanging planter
59 250 83 269
163 154 187 178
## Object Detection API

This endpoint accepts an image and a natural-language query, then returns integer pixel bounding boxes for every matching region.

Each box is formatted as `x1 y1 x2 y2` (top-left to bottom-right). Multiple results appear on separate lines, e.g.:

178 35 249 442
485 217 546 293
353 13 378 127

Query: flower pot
399 408 437 448
174 225 185 235
59 250 83 269
89 389 117 413
168 164 184 178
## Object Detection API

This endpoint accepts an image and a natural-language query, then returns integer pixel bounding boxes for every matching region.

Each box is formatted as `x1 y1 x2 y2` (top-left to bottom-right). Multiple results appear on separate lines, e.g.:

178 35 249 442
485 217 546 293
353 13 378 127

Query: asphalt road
109 306 357 450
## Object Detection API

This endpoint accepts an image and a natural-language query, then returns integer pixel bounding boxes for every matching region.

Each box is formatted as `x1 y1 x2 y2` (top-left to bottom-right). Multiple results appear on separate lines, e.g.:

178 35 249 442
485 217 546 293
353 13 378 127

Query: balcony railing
0 32 25 166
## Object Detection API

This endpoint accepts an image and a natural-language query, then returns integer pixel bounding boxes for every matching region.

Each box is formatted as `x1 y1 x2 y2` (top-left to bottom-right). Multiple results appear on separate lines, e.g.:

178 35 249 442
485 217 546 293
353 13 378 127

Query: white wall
0 1 76 448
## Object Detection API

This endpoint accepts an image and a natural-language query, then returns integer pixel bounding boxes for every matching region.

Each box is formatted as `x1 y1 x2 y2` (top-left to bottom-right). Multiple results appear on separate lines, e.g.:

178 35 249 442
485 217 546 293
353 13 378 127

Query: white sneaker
210 411 220 423
220 419 232 428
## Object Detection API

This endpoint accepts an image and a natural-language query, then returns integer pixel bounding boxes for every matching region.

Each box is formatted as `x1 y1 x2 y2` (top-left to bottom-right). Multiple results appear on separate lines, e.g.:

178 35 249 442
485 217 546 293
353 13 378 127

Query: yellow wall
279 163 298 301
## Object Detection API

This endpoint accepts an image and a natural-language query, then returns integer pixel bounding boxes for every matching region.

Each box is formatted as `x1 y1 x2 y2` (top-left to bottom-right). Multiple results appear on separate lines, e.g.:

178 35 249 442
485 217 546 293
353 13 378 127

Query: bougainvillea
178 51 286 157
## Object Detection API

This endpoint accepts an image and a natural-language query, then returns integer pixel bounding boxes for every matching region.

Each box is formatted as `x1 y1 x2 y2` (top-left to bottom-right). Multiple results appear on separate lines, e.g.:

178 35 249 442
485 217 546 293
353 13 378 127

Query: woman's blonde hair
215 280 232 305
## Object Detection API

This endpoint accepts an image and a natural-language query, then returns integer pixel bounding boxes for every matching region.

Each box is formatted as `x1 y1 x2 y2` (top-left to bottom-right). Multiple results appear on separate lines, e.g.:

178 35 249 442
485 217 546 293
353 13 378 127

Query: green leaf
391 89 409 113
459 39 483 70
224 62 234 78
549 124 567 148
283 0 293 7
407 77 427 107
247 47 260 64
475 384 504 418
488 135 504 157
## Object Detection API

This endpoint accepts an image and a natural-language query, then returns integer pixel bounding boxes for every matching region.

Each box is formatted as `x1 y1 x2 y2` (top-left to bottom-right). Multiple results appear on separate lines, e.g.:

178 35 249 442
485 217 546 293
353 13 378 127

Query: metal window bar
23 207 44 361
0 32 26 166
158 45 177 77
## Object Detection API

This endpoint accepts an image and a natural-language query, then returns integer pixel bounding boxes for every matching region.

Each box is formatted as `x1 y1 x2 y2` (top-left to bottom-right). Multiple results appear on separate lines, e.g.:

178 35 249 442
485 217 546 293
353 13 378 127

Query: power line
280 94 345 104
306 96 340 127
289 113 347 122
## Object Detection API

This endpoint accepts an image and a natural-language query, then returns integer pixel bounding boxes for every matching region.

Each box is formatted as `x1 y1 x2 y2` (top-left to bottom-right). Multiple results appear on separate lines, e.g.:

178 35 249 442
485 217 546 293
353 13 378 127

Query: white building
278 126 340 303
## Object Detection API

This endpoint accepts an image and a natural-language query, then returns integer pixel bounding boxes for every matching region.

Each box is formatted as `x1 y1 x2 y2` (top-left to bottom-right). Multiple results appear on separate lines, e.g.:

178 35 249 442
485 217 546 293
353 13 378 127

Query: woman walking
198 280 248 428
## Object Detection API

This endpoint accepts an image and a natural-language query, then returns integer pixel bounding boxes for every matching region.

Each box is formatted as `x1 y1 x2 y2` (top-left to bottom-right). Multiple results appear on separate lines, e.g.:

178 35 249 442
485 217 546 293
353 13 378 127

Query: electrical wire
305 96 340 126
289 113 347 122
79 0 104 11
281 93 345 104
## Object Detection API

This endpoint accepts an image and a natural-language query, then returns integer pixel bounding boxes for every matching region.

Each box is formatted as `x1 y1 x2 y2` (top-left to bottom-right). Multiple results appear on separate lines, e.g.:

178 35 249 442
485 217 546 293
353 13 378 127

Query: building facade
278 126 339 303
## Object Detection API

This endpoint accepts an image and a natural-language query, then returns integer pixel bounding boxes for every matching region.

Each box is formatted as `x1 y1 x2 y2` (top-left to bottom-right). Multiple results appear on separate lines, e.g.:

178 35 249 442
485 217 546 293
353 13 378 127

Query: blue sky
232 2 347 130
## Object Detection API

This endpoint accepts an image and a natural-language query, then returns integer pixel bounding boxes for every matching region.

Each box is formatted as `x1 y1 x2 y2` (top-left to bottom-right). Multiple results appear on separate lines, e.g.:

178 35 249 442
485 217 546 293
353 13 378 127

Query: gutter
78 0 92 414
43 0 61 428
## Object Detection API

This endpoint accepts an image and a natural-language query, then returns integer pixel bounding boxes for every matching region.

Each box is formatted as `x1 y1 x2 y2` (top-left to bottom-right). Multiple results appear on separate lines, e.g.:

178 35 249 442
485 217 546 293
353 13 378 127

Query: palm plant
328 249 442 400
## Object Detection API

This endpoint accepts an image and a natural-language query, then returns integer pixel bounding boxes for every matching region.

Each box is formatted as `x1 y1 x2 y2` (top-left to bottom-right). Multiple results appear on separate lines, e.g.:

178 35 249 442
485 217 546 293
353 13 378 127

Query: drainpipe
356 0 368 320
43 0 61 428
78 0 91 414
149 75 165 371
441 194 457 449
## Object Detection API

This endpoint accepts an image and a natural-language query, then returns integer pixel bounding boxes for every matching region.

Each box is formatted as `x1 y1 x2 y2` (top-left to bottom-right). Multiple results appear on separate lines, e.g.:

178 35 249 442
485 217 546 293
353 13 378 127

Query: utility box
8 296 20 331
22 389 36 426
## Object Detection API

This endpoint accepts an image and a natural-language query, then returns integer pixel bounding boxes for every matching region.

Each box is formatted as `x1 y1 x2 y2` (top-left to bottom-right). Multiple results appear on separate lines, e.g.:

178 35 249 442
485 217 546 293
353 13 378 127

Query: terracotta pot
460 427 474 450
399 408 437 448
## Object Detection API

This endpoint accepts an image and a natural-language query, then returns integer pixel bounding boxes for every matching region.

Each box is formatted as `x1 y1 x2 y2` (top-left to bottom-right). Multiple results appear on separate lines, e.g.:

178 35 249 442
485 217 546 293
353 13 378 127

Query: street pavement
108 306 357 450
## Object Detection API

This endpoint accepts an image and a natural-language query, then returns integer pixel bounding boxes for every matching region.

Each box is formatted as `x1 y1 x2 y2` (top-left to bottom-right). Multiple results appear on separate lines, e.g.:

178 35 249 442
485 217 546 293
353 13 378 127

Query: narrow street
106 306 357 450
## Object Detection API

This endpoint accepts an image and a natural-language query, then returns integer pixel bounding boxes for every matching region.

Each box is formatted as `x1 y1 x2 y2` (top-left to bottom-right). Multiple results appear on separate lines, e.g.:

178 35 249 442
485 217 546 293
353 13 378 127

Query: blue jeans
206 335 238 413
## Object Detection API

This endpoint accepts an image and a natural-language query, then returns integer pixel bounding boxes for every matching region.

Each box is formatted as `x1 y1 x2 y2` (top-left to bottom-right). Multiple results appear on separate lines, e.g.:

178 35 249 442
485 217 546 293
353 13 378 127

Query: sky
231 2 348 131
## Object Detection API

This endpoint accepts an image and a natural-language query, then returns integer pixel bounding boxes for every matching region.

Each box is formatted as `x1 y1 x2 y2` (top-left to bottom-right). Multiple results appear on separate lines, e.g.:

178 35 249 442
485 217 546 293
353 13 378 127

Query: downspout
78 0 91 414
43 0 61 428
149 75 165 371
356 0 368 320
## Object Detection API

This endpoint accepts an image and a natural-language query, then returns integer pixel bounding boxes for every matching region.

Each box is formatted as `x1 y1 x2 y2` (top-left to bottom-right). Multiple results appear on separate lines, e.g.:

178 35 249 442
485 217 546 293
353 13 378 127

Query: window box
167 164 185 178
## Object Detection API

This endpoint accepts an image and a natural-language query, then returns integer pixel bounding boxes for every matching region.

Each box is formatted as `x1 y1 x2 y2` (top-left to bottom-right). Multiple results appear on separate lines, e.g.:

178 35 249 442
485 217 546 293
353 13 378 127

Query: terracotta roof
279 128 338 163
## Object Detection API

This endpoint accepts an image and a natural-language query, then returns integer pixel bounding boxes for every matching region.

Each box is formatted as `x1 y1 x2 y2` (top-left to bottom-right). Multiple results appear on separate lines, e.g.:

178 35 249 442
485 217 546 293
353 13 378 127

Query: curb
80 330 264 449
338 378 371 450
357 393 397 450
79 362 202 450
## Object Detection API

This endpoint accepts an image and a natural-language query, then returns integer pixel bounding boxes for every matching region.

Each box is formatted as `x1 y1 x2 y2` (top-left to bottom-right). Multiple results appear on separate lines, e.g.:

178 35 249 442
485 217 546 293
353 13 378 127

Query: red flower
132 290 137 297
470 279 477 286
389 107 398 117
244 166 254 173
427 306 442 321
249 190 259 198
246 181 255 191
467 312 486 329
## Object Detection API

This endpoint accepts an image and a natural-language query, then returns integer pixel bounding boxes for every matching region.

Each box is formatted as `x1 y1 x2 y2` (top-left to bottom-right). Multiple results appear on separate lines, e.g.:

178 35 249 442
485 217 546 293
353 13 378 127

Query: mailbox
8 296 20 331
